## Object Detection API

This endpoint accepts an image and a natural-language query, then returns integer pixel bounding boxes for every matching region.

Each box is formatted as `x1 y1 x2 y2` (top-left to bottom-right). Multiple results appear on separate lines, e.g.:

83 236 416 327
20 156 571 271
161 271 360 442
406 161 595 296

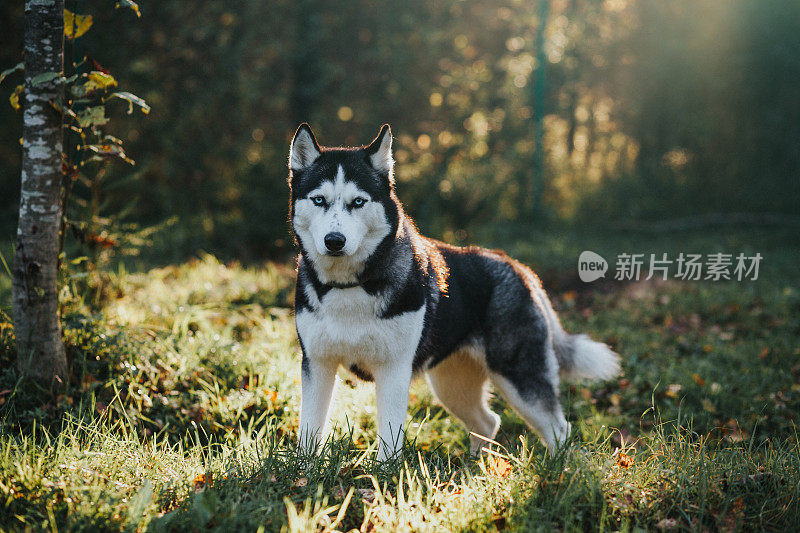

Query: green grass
1 229 799 531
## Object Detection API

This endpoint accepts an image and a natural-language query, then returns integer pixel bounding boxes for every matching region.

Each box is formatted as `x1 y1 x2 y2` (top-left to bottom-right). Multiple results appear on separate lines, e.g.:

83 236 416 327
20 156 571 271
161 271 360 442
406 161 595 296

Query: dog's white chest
295 286 425 367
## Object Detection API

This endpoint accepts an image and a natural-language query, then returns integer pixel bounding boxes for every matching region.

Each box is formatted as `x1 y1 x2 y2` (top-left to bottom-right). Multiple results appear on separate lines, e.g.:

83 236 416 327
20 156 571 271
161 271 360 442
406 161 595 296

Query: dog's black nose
324 232 346 252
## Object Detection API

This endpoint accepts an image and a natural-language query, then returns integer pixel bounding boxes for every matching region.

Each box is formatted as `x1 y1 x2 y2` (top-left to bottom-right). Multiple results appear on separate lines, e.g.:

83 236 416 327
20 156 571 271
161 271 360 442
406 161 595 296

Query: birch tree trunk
12 0 67 386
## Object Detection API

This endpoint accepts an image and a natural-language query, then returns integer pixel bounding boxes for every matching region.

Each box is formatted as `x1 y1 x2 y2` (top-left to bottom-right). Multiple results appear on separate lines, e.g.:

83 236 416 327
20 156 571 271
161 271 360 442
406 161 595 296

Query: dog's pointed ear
289 123 322 171
365 124 393 174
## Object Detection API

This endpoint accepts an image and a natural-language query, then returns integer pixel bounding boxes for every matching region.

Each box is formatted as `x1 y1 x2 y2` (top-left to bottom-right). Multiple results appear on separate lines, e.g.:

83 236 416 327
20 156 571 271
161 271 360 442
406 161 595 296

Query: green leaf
115 0 141 18
109 91 151 115
76 106 109 128
0 62 23 86
30 71 62 86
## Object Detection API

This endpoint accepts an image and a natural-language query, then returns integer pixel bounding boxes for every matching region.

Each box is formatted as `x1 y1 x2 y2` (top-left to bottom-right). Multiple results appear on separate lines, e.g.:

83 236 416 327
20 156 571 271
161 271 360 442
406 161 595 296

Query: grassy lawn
1 228 799 531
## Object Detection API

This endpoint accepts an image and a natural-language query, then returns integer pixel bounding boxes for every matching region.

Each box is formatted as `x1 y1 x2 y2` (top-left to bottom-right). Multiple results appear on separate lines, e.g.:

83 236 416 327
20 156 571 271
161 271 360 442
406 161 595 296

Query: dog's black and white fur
289 123 620 460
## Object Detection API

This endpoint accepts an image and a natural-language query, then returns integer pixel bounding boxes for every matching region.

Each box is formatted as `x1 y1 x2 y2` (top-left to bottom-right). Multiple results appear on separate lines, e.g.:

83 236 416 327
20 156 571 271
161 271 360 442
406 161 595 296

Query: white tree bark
12 0 67 386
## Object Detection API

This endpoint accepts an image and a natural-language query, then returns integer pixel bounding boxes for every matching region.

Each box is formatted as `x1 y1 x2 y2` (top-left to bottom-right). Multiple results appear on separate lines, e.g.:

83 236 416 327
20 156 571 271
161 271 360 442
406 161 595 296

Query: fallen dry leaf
617 452 634 468
487 456 512 478
264 389 278 403
193 472 211 492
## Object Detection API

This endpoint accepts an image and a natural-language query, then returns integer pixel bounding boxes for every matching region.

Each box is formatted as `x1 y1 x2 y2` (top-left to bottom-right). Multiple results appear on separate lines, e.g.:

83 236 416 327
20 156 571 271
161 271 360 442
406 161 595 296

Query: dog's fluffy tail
555 333 620 382
535 285 621 382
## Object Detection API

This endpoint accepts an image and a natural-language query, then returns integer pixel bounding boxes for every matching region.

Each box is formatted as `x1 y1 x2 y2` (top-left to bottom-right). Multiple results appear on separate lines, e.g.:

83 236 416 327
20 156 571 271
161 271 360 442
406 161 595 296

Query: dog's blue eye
311 196 326 206
352 197 366 208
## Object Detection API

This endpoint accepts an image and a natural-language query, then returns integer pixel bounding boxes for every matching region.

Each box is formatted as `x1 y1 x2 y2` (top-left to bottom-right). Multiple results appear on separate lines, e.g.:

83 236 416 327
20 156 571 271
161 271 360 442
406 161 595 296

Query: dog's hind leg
486 327 571 455
426 350 501 454
489 370 570 454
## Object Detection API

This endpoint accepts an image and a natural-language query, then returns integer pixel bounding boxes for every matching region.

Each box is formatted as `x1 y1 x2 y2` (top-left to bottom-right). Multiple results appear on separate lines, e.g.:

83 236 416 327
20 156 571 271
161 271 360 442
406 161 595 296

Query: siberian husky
289 123 620 460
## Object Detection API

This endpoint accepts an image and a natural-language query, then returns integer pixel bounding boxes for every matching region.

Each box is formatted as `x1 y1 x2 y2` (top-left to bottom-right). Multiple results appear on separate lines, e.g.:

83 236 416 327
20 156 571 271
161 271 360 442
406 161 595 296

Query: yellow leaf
64 9 93 39
9 85 23 110
83 71 117 93
692 373 706 386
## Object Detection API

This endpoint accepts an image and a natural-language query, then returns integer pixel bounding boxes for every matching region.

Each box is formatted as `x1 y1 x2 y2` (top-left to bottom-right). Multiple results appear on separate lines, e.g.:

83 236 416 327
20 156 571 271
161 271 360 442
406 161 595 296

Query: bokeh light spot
337 106 353 121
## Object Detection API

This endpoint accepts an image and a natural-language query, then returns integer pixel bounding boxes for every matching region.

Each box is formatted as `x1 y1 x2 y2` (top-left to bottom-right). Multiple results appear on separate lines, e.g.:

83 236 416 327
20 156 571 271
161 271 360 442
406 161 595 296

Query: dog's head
288 124 399 283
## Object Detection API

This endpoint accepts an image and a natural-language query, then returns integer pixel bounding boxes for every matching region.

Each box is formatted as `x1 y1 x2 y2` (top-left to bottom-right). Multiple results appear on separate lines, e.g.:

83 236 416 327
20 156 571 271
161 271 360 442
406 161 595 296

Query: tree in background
12 0 68 385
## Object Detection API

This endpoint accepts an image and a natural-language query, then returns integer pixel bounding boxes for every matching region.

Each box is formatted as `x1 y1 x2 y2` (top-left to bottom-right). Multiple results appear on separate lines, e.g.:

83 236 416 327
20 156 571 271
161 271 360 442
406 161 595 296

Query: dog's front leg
298 356 338 455
374 362 413 461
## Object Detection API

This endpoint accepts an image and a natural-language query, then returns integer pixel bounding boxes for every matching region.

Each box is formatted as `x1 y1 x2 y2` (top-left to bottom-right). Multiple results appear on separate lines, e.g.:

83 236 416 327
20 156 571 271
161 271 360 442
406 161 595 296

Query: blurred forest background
3 2 800 529
1 0 799 263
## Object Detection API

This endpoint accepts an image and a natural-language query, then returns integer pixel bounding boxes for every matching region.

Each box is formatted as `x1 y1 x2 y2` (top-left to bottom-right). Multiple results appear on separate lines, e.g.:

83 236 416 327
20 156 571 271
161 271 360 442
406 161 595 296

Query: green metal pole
531 0 549 219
